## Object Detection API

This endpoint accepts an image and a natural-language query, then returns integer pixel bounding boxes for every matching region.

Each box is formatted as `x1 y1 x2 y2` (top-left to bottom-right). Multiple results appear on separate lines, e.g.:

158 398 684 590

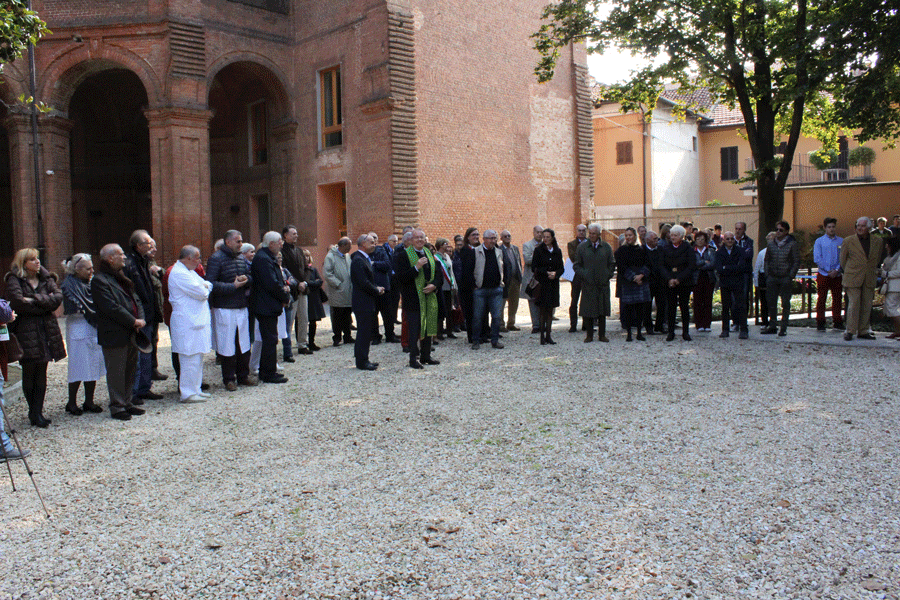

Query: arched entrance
69 68 151 254
208 61 293 244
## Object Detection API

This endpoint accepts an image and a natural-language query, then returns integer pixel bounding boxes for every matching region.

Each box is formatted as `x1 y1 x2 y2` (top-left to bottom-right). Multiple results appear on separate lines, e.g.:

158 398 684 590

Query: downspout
641 107 648 227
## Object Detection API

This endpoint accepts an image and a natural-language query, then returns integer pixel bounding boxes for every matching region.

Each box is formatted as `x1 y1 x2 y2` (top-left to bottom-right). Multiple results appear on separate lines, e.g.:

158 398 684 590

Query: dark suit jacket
123 249 160 323
371 244 392 290
396 246 441 312
714 244 750 288
250 246 291 317
645 245 665 289
659 242 696 287
92 269 144 348
351 250 380 313
458 245 476 291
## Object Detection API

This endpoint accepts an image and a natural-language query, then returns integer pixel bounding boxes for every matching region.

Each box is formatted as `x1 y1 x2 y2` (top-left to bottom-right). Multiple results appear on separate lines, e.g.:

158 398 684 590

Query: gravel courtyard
1 307 898 600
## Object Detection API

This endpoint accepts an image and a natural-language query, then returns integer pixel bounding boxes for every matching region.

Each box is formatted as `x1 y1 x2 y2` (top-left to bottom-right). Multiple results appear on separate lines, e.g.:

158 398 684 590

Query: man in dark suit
396 229 442 368
368 232 395 344
567 224 587 332
123 229 163 401
351 234 385 370
92 244 147 421
250 231 291 383
733 221 755 330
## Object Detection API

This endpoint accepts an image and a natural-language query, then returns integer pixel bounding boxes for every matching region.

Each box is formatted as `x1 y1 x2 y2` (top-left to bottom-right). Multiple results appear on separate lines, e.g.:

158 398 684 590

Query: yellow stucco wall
592 110 646 214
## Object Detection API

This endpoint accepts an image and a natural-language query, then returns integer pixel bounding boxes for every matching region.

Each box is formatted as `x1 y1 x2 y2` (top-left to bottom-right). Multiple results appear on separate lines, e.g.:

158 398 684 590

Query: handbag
6 332 23 364
525 277 542 299
451 305 464 326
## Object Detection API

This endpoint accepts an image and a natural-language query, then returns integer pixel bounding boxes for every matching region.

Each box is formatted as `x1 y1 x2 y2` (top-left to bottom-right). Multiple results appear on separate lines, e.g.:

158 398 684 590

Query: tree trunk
756 173 784 246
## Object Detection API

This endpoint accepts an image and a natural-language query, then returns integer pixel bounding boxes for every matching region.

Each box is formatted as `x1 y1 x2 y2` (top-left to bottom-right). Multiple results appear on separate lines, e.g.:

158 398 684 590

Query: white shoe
197 391 212 398
180 395 207 404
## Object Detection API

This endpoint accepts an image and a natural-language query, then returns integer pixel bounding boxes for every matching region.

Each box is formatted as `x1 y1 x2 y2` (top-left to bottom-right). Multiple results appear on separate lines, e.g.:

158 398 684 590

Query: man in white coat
168 246 213 403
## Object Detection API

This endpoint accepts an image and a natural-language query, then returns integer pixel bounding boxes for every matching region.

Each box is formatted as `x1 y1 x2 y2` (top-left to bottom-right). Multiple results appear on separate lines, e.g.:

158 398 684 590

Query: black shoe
151 369 169 381
568 325 577 333
111 412 132 421
333 339 342 347
666 333 676 341
491 342 504 349
126 406 145 416
833 323 846 330
344 337 355 343
282 356 296 363
682 333 692 341
201 383 210 391
778 328 787 337
82 402 104 413
309 342 321 351
372 338 382 345
546 337 556 345
720 331 730 338
857 332 876 340
357 362 378 371
385 337 399 343
139 391 164 400
445 332 457 339
817 323 827 331
30 416 50 428
402 346 410 353
636 333 646 341
739 330 749 339
409 361 424 369
298 347 313 355
471 343 481 350
66 403 83 416
262 376 288 383
760 326 778 335
626 331 633 342
423 358 441 365
531 327 540 334
131 396 145 405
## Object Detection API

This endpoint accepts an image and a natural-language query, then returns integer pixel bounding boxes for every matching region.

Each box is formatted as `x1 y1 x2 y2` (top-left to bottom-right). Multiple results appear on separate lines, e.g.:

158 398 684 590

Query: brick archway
207 54 293 125
39 46 164 115
207 58 296 244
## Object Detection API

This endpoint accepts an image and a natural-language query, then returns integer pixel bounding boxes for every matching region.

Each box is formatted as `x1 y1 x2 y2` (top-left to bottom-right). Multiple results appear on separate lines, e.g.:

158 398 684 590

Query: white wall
650 108 701 209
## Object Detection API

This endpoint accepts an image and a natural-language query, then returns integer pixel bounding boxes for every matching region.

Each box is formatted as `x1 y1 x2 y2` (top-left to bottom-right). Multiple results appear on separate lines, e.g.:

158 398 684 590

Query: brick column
1 112 73 270
145 106 213 267
272 121 300 241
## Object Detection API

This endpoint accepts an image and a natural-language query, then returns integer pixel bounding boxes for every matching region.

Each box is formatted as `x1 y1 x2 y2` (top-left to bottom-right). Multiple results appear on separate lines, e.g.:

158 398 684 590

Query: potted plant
848 146 876 167
808 148 838 170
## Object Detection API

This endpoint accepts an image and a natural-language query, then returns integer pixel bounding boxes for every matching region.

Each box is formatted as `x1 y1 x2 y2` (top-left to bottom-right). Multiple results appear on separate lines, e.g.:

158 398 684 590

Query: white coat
168 260 213 355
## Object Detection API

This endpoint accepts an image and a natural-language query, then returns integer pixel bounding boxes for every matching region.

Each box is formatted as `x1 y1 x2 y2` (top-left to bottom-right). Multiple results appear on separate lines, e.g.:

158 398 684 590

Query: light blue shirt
813 234 843 275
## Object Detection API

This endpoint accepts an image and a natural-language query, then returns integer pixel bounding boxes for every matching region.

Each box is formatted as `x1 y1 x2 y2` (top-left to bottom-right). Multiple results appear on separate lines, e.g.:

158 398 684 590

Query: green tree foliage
0 0 49 63
533 0 900 240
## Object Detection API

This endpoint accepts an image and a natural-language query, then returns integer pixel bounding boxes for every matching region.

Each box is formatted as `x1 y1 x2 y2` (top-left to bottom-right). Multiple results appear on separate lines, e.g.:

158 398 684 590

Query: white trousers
178 353 204 400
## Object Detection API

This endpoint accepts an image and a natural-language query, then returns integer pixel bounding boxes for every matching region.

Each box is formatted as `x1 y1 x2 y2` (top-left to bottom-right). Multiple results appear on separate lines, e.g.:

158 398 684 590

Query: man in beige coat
840 217 885 340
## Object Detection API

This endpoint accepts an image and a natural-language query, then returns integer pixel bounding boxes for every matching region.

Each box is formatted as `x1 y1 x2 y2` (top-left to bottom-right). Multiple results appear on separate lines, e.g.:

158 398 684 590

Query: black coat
307 267 327 321
532 244 564 308
91 267 144 348
371 244 392 289
396 246 441 312
351 251 380 313
457 246 476 291
123 249 161 323
250 246 291 317
4 268 66 362
206 246 252 309
714 244 751 288
645 245 666 291
658 242 696 288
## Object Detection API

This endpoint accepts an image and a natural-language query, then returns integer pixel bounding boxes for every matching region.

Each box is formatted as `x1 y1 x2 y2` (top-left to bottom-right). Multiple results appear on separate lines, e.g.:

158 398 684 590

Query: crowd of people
0 214 898 459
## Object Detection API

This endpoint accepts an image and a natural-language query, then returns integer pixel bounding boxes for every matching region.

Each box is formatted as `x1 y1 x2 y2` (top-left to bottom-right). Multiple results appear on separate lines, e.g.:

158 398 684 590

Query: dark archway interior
209 62 287 244
69 68 150 254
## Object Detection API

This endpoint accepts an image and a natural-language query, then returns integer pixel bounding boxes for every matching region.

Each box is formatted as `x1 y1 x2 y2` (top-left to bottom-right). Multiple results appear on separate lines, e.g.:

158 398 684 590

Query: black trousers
374 294 395 341
460 288 474 340
644 282 667 331
20 361 48 420
666 285 692 334
721 283 748 331
256 315 279 380
353 308 376 367
331 307 353 343
569 273 583 327
219 328 250 383
406 310 433 363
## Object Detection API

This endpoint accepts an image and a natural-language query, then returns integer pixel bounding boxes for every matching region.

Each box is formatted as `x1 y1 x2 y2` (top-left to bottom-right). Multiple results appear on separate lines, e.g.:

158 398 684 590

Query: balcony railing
744 156 874 186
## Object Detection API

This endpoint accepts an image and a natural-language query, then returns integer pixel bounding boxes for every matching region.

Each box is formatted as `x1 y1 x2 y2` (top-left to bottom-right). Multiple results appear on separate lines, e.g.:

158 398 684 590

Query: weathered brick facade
0 0 592 270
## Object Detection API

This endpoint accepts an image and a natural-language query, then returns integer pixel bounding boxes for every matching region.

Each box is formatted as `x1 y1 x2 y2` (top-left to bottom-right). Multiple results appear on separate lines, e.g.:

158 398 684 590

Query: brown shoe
225 381 238 392
584 333 593 343
237 376 259 387
598 336 610 343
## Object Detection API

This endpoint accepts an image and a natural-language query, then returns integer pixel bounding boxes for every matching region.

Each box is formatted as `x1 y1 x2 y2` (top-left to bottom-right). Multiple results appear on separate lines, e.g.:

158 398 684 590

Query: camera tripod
0 399 50 519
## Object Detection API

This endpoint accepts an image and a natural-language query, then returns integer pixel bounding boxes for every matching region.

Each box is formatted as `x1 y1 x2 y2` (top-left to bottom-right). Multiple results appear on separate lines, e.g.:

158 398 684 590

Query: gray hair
213 239 224 251
587 223 603 234
532 225 544 234
262 231 282 246
857 216 872 228
645 231 658 241
483 229 498 239
100 244 122 260
240 243 255 254
357 234 372 247
337 237 352 249
669 225 686 238
368 231 379 242
387 234 398 243
224 230 242 242
64 253 92 275
129 229 150 249
401 232 413 243
179 245 200 260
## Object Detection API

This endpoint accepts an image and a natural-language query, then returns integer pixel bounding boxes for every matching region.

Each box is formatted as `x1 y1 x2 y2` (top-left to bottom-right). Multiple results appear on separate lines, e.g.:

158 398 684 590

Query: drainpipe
641 107 648 227
27 0 46 263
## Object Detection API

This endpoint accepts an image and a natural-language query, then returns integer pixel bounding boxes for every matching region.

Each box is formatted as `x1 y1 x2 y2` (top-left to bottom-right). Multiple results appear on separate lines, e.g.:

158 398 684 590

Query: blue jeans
0 374 11 452
473 286 504 344
133 322 153 395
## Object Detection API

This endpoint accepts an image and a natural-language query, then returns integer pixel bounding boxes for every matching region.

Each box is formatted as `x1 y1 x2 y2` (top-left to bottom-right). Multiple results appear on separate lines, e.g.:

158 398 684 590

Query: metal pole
27 0 46 265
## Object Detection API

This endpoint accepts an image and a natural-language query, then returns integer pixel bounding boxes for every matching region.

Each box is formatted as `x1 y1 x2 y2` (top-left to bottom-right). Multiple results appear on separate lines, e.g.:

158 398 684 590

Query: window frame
720 146 739 180
319 66 343 149
616 140 633 165
247 99 267 166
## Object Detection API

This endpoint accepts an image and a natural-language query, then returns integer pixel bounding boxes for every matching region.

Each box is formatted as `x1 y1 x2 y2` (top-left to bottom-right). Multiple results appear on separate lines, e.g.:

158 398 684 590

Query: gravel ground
1 295 898 600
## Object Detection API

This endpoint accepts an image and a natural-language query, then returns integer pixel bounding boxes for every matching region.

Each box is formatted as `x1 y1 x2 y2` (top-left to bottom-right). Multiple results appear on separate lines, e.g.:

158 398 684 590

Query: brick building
0 0 593 270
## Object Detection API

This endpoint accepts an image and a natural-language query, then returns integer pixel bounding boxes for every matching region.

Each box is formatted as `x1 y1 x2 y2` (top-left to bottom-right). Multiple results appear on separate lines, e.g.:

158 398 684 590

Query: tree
0 0 48 63
533 0 900 240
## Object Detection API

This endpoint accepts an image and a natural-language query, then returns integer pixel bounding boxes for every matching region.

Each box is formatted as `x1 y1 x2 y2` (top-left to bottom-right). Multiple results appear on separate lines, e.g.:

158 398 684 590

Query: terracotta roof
590 82 749 127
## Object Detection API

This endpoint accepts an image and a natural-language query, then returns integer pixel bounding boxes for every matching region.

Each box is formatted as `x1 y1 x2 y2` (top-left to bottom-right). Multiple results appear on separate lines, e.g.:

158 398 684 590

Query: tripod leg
0 400 50 518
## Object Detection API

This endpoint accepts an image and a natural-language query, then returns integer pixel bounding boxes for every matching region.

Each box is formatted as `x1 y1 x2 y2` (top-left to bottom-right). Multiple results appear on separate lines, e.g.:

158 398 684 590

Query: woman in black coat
532 228 564 345
614 227 651 341
4 248 67 427
658 225 697 341
303 249 326 351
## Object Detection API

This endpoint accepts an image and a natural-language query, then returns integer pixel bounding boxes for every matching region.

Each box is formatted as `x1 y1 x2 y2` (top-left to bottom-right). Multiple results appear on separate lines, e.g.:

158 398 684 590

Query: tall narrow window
616 141 633 165
720 146 738 180
249 100 267 166
320 66 342 148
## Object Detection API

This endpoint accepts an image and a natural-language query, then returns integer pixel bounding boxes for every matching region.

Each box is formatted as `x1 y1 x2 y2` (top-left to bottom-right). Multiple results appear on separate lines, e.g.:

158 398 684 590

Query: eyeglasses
776 228 786 232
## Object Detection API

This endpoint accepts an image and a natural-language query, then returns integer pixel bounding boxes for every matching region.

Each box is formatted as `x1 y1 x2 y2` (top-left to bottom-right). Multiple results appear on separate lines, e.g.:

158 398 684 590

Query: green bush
808 148 838 170
848 146 876 167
